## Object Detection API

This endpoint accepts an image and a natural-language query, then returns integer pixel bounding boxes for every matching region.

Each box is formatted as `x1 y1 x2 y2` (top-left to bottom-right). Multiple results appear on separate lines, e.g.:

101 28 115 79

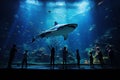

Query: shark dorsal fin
63 34 68 40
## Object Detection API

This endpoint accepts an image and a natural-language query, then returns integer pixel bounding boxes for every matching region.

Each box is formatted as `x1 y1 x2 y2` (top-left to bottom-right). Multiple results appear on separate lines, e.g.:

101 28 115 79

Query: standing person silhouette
7 44 17 69
21 50 28 69
76 49 80 68
106 45 114 68
89 51 94 68
62 47 68 69
96 47 104 68
50 47 55 69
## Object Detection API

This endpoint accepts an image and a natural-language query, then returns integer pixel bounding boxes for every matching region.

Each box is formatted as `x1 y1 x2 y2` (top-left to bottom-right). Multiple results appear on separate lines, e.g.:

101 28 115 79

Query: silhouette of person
7 44 17 69
106 45 114 67
21 50 28 69
89 51 94 68
96 47 104 68
50 47 55 69
54 21 58 26
62 47 68 69
76 49 80 68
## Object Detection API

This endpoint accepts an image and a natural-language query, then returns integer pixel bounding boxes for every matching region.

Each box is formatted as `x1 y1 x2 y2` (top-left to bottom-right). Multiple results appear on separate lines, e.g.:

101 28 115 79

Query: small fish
105 15 109 19
14 14 19 18
18 30 21 33
105 8 109 11
98 1 104 5
17 25 20 28
89 24 96 31
48 10 51 13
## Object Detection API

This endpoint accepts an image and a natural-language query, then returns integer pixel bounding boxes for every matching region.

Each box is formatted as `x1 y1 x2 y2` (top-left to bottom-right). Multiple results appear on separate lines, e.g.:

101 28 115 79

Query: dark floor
0 68 119 79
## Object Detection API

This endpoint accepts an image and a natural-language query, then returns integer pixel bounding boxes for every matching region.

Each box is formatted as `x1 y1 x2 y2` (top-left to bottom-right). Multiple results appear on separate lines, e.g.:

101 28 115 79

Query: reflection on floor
11 64 113 70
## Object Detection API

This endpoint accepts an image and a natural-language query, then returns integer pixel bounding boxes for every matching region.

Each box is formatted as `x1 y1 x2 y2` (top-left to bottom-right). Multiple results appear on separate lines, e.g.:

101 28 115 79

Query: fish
88 24 96 31
98 1 104 6
32 23 78 43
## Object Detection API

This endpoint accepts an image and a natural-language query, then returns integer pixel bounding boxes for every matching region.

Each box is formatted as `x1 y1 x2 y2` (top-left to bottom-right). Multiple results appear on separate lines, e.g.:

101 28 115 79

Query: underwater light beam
69 1 91 20
26 0 40 5
75 1 90 13
56 2 66 6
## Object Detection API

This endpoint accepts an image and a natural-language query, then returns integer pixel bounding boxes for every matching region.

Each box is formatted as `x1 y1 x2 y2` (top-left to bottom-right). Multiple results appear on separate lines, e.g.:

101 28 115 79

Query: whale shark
32 23 78 42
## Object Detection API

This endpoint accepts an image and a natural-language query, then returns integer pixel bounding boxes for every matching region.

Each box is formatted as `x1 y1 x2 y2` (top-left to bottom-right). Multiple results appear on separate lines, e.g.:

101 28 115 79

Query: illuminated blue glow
47 1 66 7
79 1 89 8
55 2 66 6
74 1 90 14
46 1 67 28
26 0 40 5
4 0 95 56
47 2 55 7
47 7 67 26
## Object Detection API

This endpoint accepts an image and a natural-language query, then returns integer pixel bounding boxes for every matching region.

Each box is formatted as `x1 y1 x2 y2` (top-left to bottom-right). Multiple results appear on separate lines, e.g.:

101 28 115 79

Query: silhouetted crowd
7 44 115 69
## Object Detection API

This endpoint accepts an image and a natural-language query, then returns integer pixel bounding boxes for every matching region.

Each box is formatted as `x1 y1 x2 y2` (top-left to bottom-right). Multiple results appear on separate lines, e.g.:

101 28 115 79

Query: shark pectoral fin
32 37 36 43
63 34 68 40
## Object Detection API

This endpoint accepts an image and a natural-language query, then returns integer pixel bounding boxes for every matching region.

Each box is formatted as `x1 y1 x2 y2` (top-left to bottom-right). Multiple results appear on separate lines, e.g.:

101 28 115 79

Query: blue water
3 0 95 58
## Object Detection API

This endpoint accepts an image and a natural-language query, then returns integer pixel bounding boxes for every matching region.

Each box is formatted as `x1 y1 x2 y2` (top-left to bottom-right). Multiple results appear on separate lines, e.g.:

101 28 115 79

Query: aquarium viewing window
1 0 119 70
